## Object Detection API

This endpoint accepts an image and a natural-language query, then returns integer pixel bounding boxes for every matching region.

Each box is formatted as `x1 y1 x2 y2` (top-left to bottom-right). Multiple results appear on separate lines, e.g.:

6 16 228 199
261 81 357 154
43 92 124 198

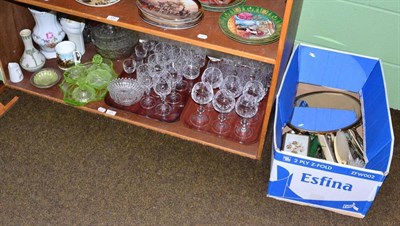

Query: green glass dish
30 68 61 88
60 54 117 106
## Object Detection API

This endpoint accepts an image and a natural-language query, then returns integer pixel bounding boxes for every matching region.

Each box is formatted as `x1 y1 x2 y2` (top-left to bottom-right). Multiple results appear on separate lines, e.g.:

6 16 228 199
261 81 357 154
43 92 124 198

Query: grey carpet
0 88 399 225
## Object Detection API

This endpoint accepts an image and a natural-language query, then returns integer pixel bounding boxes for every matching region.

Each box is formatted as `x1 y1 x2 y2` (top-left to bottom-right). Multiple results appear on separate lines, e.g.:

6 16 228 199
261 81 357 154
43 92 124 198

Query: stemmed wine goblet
147 53 165 72
235 94 258 140
201 66 223 111
153 71 172 116
242 80 266 102
212 89 235 134
137 63 157 109
220 75 243 98
122 58 137 76
201 67 223 89
165 61 184 104
134 43 148 60
190 81 214 127
141 39 157 55
236 64 255 85
242 80 266 124
182 62 201 90
172 58 190 93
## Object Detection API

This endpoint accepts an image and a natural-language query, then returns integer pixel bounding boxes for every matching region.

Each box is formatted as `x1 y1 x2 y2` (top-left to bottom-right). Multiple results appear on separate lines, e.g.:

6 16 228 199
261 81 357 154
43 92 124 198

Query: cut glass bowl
107 78 144 106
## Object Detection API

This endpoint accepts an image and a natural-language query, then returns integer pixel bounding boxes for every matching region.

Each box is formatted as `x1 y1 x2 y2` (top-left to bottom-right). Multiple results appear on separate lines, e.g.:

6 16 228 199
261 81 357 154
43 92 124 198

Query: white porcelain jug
60 17 86 55
29 8 65 59
8 62 24 83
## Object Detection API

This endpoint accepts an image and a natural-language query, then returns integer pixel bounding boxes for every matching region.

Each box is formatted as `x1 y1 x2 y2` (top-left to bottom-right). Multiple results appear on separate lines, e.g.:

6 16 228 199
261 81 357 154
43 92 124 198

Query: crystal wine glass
153 71 172 116
190 81 214 127
147 53 165 72
220 75 243 98
173 59 190 93
201 67 223 89
165 61 183 104
134 43 148 60
154 42 172 55
122 58 137 75
137 63 157 109
242 80 266 124
182 62 201 90
212 89 235 134
236 64 255 84
219 62 237 78
242 80 266 102
235 94 258 140
142 39 157 54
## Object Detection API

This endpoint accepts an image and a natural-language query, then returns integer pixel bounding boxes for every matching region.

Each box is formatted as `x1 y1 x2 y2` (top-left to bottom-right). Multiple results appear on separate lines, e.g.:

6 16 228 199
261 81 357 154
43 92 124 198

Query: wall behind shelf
295 0 400 109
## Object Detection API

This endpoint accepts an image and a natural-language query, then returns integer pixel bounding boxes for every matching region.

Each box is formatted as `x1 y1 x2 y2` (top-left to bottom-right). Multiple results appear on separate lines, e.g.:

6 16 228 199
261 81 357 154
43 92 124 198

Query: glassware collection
13 1 277 144
180 52 272 144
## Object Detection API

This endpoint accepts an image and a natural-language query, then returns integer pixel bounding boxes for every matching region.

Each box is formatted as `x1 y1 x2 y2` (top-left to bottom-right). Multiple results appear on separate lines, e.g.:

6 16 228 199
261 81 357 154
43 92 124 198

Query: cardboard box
267 44 394 218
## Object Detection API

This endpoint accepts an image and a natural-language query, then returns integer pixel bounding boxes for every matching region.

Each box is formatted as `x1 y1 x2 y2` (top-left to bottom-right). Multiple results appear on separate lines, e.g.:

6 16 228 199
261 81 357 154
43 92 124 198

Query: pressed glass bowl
107 78 144 106
30 68 61 88
71 85 97 104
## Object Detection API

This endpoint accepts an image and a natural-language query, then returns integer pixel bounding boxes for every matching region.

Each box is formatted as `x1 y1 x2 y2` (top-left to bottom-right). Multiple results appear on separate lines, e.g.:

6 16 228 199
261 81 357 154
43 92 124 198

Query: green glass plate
218 5 282 45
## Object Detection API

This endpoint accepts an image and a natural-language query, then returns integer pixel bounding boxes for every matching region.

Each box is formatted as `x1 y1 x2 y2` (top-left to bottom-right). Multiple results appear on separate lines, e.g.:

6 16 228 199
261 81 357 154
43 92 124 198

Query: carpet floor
0 88 399 225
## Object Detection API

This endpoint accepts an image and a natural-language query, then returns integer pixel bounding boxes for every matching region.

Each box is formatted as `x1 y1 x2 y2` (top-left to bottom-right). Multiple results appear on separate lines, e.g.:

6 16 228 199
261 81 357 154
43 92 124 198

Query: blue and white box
267 44 394 218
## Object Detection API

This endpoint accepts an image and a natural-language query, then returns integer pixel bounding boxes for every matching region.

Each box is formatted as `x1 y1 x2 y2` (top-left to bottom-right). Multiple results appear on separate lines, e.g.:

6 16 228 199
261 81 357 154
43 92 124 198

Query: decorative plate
138 10 202 30
75 0 120 7
218 5 282 45
30 68 61 89
136 1 203 23
137 0 202 21
200 0 245 12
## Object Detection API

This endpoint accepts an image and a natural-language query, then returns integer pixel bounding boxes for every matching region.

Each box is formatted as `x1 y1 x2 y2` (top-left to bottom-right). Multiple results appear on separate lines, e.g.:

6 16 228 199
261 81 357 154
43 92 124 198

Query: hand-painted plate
136 0 203 23
138 10 202 30
138 0 202 21
75 0 120 7
200 0 245 12
218 5 282 45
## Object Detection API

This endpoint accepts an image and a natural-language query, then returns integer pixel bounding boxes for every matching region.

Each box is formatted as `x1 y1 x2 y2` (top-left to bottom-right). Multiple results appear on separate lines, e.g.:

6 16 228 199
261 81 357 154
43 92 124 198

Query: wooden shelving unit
0 0 303 159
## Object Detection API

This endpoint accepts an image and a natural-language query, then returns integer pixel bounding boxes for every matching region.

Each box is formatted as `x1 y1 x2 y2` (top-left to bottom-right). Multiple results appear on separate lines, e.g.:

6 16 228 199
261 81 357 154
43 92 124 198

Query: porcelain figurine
29 8 65 59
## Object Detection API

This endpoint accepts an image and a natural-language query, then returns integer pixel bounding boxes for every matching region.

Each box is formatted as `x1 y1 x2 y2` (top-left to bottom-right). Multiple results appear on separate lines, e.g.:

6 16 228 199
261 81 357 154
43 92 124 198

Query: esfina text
301 173 353 191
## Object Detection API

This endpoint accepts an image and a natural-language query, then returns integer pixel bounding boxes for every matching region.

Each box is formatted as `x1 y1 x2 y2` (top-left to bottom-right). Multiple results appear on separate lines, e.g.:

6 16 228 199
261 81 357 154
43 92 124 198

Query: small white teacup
55 41 82 70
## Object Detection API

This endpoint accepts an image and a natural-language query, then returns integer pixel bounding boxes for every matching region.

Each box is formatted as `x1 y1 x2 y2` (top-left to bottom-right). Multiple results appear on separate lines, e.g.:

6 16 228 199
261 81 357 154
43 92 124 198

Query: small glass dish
30 68 61 88
107 78 144 106
71 85 97 104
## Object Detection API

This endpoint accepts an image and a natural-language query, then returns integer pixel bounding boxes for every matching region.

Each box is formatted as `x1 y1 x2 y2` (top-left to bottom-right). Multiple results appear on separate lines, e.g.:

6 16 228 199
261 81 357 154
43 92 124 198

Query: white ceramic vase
60 17 86 55
29 8 65 59
19 29 46 72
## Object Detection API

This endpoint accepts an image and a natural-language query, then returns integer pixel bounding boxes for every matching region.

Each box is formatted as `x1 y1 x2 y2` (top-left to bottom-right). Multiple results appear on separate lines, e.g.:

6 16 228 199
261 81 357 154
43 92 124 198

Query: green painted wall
296 0 400 109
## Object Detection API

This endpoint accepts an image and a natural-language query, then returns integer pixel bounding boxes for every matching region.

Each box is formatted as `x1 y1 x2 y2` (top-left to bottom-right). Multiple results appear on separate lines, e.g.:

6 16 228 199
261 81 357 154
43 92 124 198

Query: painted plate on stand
75 0 120 7
199 0 245 12
138 0 202 21
218 5 282 45
138 10 203 30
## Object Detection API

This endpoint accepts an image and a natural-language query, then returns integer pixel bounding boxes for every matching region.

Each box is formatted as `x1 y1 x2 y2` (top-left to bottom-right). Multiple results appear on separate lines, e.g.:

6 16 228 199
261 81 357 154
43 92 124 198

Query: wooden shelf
2 0 304 159
13 0 285 64
6 54 260 158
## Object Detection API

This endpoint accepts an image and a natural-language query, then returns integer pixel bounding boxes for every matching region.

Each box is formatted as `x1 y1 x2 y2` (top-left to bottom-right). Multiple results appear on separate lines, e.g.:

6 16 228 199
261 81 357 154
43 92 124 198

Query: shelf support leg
0 85 19 117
